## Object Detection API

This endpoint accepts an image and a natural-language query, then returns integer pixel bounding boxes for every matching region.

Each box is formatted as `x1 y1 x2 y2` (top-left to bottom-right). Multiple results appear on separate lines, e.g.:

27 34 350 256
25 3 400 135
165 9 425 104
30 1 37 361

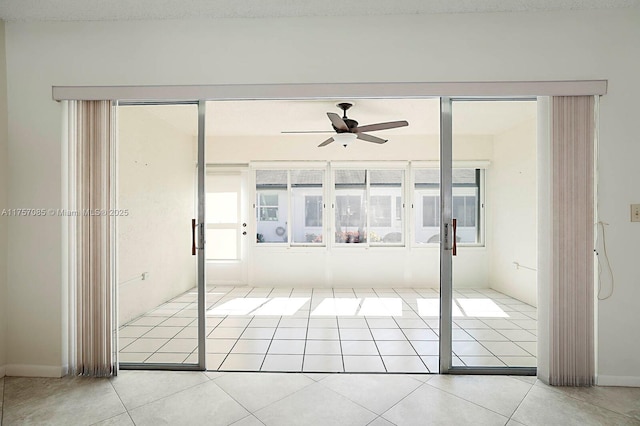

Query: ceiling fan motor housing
335 103 358 133
334 118 358 133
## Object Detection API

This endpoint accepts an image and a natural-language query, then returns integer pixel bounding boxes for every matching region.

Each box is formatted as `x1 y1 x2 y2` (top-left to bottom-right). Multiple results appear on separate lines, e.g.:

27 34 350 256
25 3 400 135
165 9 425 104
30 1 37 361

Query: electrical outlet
632 204 640 222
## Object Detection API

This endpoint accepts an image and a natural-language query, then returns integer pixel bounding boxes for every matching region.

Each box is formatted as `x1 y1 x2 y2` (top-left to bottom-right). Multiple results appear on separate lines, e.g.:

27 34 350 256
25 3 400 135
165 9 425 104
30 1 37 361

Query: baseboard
0 364 5 378
5 364 66 378
597 375 640 387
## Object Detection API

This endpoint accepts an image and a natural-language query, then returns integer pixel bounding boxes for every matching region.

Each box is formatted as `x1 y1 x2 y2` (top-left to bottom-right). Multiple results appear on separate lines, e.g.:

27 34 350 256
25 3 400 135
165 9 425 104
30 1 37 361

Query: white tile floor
119 286 537 372
2 372 640 425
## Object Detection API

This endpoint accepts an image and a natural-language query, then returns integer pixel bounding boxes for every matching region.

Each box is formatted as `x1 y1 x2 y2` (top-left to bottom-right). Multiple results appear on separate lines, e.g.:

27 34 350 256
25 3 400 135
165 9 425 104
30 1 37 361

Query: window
369 170 403 244
291 170 324 244
257 194 278 221
422 195 440 227
334 169 404 245
334 169 366 243
253 164 482 248
414 168 482 244
305 196 323 227
256 170 288 243
256 169 324 245
370 196 391 227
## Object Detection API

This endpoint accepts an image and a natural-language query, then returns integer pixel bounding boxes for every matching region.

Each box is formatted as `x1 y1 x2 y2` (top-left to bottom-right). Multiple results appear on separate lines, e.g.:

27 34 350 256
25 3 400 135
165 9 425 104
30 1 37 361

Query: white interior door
205 169 249 285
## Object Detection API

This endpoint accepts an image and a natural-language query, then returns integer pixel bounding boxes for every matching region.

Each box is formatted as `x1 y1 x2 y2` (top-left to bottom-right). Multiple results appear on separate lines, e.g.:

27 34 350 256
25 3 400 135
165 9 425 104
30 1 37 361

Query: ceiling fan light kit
334 132 357 148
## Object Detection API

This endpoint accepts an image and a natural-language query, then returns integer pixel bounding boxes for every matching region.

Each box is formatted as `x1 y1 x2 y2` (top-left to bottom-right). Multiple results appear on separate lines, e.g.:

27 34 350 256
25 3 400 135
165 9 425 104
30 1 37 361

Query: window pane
369 170 403 244
335 169 366 243
465 196 477 227
206 192 237 224
414 168 481 245
206 229 237 260
291 170 324 244
256 170 288 243
414 168 440 244
453 196 465 225
423 196 439 227
452 191 478 243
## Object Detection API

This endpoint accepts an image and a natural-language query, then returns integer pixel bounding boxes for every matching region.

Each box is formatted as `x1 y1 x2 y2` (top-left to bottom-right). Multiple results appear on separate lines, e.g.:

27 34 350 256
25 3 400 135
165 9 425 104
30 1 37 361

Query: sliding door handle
191 219 196 255
452 218 457 256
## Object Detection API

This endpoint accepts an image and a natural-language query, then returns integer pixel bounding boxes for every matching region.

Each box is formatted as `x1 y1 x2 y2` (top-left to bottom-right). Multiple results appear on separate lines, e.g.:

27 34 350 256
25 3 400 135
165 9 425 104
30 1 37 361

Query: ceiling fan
284 103 409 147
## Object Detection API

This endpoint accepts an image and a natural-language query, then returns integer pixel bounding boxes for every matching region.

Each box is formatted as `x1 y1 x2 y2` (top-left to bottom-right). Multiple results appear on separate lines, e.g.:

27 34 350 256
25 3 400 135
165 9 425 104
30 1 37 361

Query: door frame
59 81 606 375
205 165 250 286
439 96 538 375
116 100 207 371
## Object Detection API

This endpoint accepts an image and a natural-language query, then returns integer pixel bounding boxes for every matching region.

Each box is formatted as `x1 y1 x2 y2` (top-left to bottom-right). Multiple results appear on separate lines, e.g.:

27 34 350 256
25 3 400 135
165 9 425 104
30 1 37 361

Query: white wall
118 106 197 324
4 8 640 383
0 20 8 375
488 117 538 307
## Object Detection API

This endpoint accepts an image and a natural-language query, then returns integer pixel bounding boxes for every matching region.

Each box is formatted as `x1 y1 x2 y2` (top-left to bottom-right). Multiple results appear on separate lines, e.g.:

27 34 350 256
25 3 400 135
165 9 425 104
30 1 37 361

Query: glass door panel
117 103 203 368
448 99 538 371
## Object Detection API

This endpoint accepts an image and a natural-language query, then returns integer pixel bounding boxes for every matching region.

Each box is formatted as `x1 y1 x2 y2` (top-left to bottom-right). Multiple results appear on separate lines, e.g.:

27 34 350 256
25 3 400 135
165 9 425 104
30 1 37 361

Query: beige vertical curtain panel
550 96 596 386
68 100 115 377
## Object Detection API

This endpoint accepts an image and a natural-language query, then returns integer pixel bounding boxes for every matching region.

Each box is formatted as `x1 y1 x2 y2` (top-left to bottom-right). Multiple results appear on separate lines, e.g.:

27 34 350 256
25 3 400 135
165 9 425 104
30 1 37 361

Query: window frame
331 162 407 248
252 162 328 248
251 161 486 250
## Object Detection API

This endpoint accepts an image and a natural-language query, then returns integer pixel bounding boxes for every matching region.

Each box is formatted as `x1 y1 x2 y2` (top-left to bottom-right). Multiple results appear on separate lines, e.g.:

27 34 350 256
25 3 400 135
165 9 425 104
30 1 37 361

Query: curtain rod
53 80 608 101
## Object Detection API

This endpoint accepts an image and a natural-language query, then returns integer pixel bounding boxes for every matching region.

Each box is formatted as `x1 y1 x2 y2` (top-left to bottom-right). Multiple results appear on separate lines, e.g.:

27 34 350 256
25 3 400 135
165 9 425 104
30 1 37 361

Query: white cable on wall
596 221 615 300
593 95 614 301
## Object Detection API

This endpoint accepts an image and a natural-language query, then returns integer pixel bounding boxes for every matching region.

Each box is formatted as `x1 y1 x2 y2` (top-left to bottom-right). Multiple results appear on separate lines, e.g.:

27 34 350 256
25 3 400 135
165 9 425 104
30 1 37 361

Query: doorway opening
116 98 538 374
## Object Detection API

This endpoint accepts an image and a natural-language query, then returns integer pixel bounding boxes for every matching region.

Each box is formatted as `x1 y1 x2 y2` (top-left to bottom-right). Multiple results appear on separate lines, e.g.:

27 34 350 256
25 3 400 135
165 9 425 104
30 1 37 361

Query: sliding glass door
117 101 206 370
440 98 538 374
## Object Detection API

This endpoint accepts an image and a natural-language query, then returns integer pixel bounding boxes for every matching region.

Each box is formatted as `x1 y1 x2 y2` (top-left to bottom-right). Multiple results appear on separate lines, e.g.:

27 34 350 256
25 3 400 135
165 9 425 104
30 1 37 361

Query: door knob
242 231 247 235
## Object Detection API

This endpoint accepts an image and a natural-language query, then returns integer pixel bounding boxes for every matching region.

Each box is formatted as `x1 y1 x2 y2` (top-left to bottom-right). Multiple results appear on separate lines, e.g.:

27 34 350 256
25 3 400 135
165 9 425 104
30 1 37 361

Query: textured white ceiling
0 0 638 21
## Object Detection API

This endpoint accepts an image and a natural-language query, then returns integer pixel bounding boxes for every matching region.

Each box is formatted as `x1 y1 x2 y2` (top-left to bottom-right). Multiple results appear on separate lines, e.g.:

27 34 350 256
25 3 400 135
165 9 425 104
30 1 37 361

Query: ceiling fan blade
327 112 349 132
355 120 408 133
357 133 387 144
318 137 335 147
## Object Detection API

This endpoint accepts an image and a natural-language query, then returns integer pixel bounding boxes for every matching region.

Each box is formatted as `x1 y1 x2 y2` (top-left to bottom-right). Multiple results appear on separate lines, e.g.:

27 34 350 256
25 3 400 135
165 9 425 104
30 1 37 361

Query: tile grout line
366 415 398 426
392 288 431 373
112 372 213 414
333 287 346 373
253 287 276 372
368 287 389 373
420 379 516 421
120 285 220 364
104 380 137 425
258 287 286 372
133 290 198 364
375 379 430 421
210 286 239 370
301 288 314 372
505 379 537 422
217 286 266 371
229 374 320 419
313 377 386 420
529 381 640 422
